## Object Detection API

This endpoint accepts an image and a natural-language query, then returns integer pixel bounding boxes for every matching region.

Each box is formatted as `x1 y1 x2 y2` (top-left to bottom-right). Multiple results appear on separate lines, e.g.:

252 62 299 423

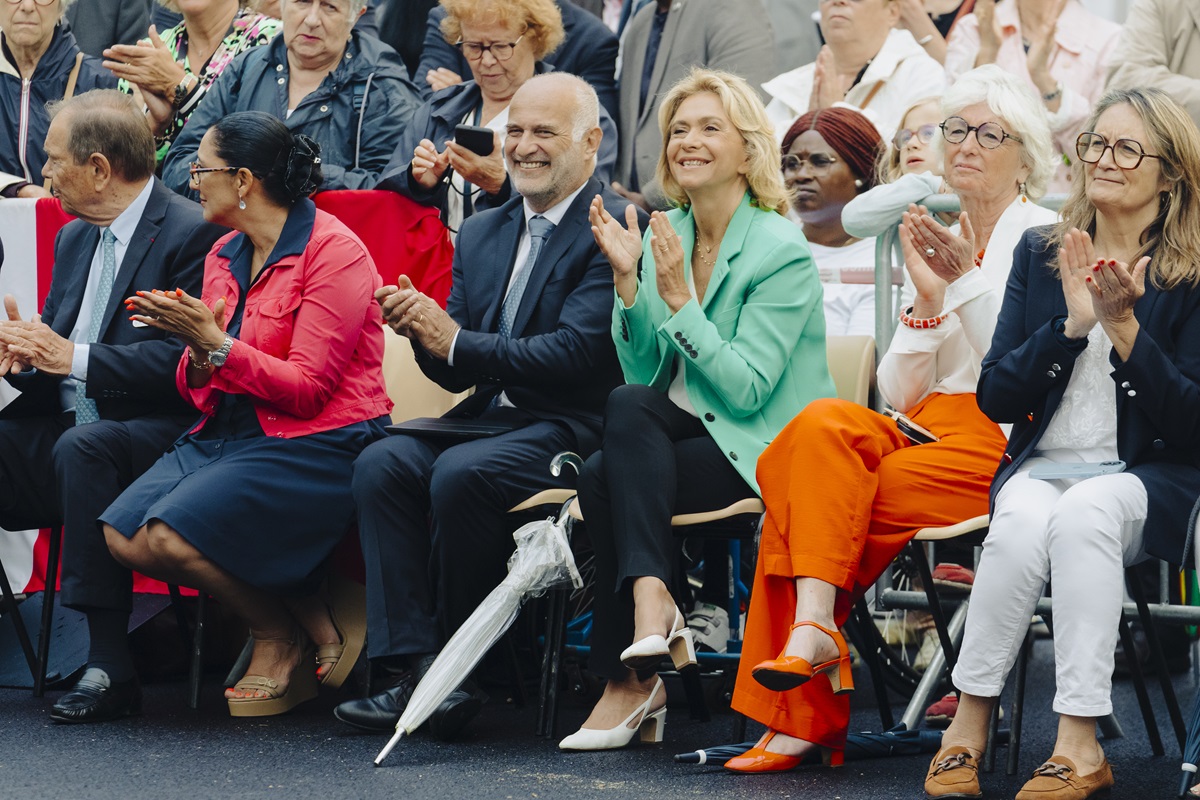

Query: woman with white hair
162 0 422 193
720 64 1057 774
0 0 117 197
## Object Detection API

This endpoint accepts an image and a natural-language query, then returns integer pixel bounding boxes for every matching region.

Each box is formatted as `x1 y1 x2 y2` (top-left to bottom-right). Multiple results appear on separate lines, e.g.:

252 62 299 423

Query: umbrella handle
374 728 405 767
550 452 583 477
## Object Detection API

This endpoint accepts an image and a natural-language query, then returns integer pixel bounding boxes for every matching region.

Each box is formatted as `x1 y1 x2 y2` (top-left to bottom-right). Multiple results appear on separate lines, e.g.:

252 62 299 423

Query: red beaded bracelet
900 305 948 329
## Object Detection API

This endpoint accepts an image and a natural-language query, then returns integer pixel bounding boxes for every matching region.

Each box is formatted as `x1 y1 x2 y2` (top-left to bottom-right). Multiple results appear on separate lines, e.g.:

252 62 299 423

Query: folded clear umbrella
374 454 584 766
674 726 945 766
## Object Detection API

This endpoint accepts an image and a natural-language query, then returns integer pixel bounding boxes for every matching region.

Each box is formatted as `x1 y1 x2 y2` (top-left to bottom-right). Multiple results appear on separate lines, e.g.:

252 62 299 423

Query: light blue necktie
498 215 555 338
75 228 116 425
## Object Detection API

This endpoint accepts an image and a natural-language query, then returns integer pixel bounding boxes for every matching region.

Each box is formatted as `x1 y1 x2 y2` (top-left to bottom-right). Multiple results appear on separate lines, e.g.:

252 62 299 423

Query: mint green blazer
613 192 836 493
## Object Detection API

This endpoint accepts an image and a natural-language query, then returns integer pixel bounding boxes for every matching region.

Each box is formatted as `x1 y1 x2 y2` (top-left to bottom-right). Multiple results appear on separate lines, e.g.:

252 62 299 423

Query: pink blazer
178 208 393 438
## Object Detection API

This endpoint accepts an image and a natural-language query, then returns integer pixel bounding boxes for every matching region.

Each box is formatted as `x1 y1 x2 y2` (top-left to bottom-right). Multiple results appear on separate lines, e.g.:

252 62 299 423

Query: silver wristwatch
208 336 234 368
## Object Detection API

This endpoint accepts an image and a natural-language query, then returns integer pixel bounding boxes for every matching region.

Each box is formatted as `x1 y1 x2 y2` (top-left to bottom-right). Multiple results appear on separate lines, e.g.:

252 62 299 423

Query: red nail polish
1086 277 1092 283
1093 265 1100 272
136 291 145 297
1108 260 1116 266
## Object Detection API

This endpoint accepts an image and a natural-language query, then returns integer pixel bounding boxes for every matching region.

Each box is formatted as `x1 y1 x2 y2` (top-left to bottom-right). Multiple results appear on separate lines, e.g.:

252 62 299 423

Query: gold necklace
694 228 717 266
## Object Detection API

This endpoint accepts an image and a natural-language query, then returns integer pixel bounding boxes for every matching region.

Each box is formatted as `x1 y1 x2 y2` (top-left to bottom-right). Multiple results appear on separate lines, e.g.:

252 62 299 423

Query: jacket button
1003 453 1013 464
1121 381 1131 389
276 64 283 72
320 105 328 113
1153 438 1166 450
1127 390 1137 397
704 413 715 422
1051 363 1061 371
688 349 698 359
674 331 682 340
728 451 738 461
277 77 285 85
1045 370 1056 377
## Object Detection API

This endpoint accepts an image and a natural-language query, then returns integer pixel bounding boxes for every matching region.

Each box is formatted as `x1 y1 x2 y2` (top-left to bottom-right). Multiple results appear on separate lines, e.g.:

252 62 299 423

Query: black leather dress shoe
50 669 141 724
334 655 436 732
427 680 488 742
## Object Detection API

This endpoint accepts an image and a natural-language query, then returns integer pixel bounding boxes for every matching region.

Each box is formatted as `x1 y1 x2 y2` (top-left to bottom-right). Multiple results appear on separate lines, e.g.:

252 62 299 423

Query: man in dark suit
335 73 642 739
415 0 619 121
0 90 223 724
65 0 151 58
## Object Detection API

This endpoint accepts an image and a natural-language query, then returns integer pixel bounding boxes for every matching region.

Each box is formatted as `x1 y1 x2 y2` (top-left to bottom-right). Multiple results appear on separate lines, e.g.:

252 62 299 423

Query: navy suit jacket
3 179 225 422
416 2 619 122
979 226 1200 564
415 176 643 452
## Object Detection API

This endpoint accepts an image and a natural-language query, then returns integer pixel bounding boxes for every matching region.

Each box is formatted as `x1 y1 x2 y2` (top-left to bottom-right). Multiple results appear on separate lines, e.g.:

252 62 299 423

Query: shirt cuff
447 329 460 367
70 342 90 381
942 268 990 315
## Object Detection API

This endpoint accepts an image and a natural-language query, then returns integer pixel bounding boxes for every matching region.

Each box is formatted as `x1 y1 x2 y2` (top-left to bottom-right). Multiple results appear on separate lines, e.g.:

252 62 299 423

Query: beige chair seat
914 514 990 542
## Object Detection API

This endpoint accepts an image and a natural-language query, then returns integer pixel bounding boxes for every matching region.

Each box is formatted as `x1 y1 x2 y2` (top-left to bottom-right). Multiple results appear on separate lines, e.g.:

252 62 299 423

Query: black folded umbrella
674 725 945 766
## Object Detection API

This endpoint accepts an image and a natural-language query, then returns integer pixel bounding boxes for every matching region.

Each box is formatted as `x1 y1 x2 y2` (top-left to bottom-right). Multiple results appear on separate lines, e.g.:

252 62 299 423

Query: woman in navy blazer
925 88 1200 800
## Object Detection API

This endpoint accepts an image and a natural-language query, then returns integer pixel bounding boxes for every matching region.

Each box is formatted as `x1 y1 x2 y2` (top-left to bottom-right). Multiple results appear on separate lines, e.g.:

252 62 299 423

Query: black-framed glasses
781 153 839 176
454 35 524 62
893 123 938 150
188 162 238 186
1075 132 1162 170
940 116 1023 149
3 0 56 5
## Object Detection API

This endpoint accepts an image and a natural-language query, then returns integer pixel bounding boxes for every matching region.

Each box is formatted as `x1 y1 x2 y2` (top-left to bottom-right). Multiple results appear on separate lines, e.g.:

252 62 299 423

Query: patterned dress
119 10 281 163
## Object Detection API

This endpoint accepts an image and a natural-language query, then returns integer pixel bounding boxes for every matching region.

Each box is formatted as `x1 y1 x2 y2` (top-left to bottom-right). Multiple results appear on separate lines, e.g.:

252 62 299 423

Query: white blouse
1037 323 1119 455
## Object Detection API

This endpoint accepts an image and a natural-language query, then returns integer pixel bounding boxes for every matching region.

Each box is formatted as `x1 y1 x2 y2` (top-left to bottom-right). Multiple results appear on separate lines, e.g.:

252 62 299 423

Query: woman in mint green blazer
558 68 836 752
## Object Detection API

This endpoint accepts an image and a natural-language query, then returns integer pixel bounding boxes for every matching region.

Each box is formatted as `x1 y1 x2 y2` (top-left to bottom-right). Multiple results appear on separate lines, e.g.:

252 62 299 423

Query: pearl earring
238 198 246 210
854 179 863 189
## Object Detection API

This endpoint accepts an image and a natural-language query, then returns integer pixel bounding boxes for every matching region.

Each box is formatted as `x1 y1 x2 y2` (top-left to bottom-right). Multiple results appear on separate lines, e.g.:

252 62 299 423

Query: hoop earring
238 198 246 210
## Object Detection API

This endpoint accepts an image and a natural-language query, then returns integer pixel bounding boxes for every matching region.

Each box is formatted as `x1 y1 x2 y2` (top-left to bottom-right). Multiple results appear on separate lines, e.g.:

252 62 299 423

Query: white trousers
952 449 1147 717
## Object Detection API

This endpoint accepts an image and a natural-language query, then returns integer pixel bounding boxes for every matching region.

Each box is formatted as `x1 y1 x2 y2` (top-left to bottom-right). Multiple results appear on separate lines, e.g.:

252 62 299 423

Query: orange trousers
731 393 1006 749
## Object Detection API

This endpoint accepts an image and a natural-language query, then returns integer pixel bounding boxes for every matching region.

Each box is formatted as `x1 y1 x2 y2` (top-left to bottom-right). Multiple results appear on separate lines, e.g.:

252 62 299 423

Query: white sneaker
687 602 729 654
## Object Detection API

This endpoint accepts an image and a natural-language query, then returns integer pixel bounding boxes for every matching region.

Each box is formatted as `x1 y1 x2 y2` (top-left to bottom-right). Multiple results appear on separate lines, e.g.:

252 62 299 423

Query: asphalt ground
0 635 1193 800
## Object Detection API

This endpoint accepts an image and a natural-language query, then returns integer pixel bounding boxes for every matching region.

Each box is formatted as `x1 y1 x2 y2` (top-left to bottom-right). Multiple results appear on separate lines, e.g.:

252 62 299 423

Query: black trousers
577 385 755 679
0 412 190 613
353 406 578 660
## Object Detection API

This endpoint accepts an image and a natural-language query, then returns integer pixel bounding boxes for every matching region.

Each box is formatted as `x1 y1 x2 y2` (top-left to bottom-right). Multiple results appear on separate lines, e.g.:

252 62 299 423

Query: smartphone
883 408 940 444
1028 461 1126 480
454 124 495 156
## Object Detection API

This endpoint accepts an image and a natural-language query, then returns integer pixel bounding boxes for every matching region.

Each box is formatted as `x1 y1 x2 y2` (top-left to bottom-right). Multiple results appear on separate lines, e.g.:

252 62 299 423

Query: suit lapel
510 178 599 337
96 181 168 342
698 193 753 313
480 202 525 333
52 225 101 338
639 0 685 129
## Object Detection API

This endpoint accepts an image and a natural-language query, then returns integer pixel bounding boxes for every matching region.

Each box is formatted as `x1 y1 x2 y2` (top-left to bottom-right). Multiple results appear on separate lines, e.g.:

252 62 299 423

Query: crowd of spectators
3 1 1200 798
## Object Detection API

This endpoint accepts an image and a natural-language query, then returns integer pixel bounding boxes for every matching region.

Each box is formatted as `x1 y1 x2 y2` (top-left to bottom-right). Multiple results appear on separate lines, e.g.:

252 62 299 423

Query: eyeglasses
188 162 238 186
454 35 525 62
893 124 938 150
940 116 1023 149
1075 132 1161 170
3 0 56 6
781 153 839 176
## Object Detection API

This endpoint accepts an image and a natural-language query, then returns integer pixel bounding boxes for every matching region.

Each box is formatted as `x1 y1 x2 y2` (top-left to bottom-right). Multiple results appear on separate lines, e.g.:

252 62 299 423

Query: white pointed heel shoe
558 677 666 751
620 607 698 671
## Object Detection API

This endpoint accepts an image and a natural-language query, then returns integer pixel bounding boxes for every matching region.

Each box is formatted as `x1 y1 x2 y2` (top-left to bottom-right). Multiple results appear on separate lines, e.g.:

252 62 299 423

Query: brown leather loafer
924 745 983 798
1015 756 1113 799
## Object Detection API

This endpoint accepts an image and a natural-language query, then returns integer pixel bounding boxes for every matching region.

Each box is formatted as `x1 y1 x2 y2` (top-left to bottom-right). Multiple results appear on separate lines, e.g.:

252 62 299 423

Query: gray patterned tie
498 215 555 338
75 228 116 425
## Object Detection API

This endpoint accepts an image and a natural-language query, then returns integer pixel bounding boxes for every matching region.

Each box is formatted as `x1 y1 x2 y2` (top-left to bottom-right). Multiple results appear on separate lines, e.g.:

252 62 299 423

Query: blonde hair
654 68 789 215
1049 88 1200 290
879 96 941 183
439 0 564 61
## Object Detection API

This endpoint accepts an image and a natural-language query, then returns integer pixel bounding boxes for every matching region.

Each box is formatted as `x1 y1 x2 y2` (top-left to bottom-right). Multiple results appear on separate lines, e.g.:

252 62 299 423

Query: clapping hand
1089 254 1148 328
103 26 185 99
589 194 644 304
125 289 226 354
1059 228 1099 339
900 204 977 279
809 46 848 111
975 0 1003 64
375 277 459 360
0 295 33 375
426 68 463 93
648 212 690 313
0 295 74 375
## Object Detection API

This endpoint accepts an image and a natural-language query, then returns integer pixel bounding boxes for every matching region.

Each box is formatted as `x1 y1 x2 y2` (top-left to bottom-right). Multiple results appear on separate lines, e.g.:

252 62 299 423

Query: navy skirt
102 413 389 595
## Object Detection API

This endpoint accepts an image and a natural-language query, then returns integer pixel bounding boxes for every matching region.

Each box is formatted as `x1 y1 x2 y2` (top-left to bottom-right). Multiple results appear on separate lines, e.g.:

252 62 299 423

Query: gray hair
46 90 156 182
939 64 1055 201
278 0 369 21
520 73 600 142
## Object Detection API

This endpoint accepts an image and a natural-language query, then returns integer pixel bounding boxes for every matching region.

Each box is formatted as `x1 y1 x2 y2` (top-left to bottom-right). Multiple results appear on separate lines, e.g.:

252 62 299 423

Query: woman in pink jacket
104 111 393 718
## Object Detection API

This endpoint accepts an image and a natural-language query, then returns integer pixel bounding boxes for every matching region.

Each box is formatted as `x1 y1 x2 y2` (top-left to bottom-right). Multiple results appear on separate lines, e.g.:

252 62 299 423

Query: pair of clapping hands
897 204 1145 332
588 196 693 314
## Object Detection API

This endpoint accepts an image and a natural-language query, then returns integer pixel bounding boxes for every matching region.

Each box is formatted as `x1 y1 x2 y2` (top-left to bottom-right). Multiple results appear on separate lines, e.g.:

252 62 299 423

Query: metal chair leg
1127 572 1186 751
188 592 207 710
908 541 959 673
1117 615 1164 757
1007 629 1031 776
0 558 38 679
983 699 1000 773
536 588 567 738
34 525 62 696
852 599 895 730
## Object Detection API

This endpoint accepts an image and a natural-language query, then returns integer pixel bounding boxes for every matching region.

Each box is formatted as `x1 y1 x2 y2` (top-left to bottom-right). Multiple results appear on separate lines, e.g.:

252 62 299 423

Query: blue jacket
0 26 117 189
375 64 618 220
163 31 421 194
979 226 1200 564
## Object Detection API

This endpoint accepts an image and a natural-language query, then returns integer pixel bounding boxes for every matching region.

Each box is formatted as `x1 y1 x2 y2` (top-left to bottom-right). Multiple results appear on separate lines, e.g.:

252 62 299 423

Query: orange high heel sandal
724 731 844 773
751 620 854 694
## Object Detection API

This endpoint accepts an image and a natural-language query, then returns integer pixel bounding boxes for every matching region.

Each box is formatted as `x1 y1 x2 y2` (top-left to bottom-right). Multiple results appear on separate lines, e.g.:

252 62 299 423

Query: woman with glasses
723 65 1055 774
162 0 422 195
0 0 117 198
925 87 1200 800
779 106 884 337
376 0 618 236
106 111 393 717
